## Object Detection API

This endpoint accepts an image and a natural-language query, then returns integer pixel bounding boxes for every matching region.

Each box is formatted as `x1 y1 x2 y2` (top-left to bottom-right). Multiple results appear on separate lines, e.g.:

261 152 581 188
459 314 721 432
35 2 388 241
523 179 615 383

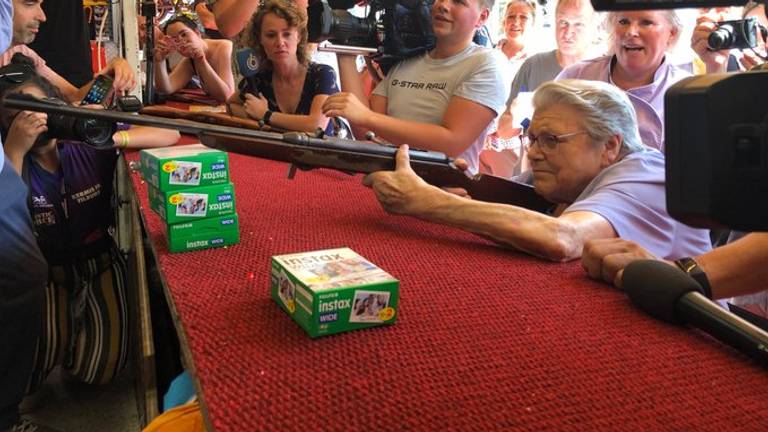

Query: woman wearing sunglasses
363 79 711 262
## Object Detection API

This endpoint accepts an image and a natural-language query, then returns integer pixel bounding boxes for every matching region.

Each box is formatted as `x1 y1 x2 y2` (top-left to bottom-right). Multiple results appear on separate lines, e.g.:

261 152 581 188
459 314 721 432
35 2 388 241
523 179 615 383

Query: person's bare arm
697 233 768 299
210 0 260 38
114 126 180 149
195 2 218 30
192 40 234 101
582 234 768 299
153 37 190 95
2 110 48 174
324 93 496 157
226 92 249 118
155 57 194 95
35 62 81 103
364 146 617 261
265 95 330 132
71 58 138 103
334 54 374 139
691 14 730 74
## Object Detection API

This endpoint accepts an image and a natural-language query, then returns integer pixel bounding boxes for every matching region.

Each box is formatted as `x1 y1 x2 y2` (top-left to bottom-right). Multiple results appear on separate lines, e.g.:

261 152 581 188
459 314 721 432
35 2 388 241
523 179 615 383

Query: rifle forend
2 94 553 213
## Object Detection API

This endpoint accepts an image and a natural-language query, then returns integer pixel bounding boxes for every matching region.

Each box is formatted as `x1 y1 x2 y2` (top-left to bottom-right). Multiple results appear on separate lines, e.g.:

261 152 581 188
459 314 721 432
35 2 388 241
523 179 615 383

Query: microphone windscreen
622 260 703 324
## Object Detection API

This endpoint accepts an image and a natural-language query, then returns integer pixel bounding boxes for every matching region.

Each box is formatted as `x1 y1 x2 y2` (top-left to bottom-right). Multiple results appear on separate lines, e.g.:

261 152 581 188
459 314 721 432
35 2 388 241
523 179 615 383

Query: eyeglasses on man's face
522 130 588 154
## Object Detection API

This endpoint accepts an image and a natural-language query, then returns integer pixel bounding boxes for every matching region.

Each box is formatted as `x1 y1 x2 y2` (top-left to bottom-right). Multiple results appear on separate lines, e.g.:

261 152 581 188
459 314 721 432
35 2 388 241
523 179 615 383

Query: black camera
590 0 747 10
307 0 436 74
0 56 119 149
34 96 117 149
665 69 768 231
707 17 759 51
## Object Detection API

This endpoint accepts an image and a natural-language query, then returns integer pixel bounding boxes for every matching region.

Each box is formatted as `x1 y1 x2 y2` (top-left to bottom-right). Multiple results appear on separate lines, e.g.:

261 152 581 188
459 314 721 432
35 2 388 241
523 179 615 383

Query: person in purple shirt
556 9 690 152
0 73 178 397
363 79 711 262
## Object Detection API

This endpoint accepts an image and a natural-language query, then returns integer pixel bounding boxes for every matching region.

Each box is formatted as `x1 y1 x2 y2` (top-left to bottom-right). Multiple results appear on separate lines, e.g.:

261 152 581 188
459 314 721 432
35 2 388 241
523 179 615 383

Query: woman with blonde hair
556 9 689 152
497 0 537 76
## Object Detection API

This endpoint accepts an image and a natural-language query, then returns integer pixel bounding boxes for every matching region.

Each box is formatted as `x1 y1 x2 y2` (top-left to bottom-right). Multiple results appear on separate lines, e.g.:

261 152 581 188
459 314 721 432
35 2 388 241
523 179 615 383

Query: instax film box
271 248 399 338
140 144 229 191
167 213 240 253
148 182 236 224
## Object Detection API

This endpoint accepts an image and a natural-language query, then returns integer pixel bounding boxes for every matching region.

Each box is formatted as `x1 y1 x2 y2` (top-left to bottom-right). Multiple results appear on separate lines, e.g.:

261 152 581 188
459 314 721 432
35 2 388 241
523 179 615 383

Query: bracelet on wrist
117 130 130 149
263 110 273 126
674 257 713 299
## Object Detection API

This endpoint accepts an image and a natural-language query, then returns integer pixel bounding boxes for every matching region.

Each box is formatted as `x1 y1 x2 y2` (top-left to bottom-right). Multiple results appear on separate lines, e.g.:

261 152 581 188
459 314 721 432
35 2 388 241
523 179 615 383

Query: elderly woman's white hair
532 79 646 154
604 9 683 52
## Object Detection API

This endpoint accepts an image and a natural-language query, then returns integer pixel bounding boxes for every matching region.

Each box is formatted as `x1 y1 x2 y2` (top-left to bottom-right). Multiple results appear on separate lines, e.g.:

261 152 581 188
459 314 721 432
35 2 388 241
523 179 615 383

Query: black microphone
623 260 768 365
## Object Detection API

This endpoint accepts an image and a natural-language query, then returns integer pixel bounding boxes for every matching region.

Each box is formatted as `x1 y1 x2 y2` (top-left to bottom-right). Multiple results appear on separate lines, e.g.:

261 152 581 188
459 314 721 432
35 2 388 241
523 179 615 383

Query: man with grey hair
363 79 711 262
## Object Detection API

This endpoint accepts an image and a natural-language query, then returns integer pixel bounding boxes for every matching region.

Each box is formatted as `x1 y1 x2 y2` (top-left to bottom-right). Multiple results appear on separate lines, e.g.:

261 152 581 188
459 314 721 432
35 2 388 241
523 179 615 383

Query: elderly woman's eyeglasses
523 130 588 154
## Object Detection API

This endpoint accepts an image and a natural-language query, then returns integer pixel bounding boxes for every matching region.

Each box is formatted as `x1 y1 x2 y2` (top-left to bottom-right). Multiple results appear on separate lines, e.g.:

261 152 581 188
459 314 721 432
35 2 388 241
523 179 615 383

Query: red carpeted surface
127 149 767 431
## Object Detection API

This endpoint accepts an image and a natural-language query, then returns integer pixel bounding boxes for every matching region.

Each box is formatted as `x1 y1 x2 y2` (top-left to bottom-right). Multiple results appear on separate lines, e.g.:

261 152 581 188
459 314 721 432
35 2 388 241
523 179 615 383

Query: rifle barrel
3 93 282 140
3 94 552 212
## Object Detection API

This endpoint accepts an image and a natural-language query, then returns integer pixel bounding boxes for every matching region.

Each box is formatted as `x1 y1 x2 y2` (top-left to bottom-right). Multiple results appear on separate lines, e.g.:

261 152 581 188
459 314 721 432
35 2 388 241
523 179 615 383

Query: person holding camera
556 9 689 152
692 5 766 74
226 0 340 134
0 71 179 398
362 80 711 262
154 12 235 103
322 0 511 175
0 0 136 104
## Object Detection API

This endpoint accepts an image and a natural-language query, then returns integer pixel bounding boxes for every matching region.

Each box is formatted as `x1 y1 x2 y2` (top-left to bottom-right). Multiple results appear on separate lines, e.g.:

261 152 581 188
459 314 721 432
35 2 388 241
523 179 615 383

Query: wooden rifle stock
3 94 553 213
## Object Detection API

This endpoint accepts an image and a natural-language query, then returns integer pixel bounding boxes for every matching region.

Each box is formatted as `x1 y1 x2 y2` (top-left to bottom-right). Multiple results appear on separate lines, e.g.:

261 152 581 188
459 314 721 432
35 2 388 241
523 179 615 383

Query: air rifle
3 94 553 213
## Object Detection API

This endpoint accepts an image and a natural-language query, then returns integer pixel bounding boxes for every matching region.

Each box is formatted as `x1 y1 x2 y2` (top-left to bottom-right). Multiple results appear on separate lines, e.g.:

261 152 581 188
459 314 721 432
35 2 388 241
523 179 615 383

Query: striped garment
27 243 129 390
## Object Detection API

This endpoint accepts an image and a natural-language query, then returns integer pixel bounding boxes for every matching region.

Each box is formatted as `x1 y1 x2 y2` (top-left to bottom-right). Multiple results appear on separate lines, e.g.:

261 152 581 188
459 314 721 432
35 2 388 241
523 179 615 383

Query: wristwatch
674 257 713 299
263 110 274 126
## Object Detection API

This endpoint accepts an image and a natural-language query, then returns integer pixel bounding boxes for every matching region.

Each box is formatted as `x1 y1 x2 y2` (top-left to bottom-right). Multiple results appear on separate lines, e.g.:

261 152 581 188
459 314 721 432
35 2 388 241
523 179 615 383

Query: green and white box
148 182 236 224
271 247 399 338
140 144 229 191
167 214 240 253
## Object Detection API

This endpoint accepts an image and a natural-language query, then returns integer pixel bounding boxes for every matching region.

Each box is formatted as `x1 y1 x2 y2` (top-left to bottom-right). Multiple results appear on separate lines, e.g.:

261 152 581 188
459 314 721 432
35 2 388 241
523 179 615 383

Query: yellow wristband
117 130 130 149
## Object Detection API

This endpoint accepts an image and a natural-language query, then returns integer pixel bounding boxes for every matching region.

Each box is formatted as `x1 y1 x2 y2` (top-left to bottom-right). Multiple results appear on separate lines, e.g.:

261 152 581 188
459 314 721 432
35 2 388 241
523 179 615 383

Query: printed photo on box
278 270 296 309
176 194 208 217
349 291 390 323
169 161 203 186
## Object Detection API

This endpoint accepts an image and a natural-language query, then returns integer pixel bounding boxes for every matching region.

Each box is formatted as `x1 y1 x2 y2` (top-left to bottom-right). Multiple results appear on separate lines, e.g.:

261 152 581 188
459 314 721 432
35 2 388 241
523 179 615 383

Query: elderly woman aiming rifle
364 80 711 262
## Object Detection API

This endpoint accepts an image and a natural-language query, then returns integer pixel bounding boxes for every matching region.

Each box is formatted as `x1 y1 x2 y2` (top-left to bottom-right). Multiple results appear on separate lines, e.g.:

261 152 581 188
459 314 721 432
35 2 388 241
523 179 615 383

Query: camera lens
39 97 117 148
708 24 735 51
75 118 117 149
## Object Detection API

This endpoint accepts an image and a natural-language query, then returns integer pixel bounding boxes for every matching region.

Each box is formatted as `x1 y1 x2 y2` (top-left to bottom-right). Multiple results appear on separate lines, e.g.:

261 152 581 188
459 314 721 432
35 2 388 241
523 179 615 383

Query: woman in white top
497 0 537 76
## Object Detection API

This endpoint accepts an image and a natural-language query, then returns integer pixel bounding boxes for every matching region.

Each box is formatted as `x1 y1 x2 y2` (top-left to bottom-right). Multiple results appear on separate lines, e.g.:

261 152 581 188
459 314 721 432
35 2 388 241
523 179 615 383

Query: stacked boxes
271 248 399 338
140 144 240 253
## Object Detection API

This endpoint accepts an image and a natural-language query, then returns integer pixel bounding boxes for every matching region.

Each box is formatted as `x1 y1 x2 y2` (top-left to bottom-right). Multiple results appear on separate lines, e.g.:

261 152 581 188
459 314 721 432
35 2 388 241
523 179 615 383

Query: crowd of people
1 0 767 431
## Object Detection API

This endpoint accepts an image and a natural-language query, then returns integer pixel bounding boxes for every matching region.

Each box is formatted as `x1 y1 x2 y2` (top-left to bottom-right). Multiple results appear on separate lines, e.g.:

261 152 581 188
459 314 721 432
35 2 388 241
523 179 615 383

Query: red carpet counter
125 150 768 431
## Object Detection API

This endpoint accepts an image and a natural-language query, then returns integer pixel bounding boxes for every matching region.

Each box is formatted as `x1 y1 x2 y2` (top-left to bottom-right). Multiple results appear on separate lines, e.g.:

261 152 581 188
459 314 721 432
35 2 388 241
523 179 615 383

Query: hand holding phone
81 74 115 106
